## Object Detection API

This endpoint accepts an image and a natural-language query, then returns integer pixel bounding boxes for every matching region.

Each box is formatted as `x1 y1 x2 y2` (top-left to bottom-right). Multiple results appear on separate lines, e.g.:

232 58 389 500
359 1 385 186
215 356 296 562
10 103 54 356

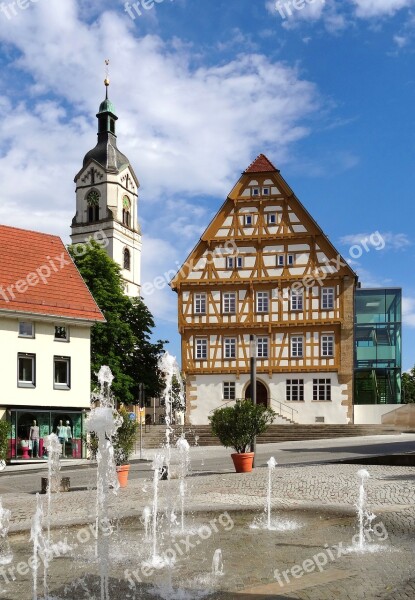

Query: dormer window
87 190 100 223
124 248 131 271
122 196 131 227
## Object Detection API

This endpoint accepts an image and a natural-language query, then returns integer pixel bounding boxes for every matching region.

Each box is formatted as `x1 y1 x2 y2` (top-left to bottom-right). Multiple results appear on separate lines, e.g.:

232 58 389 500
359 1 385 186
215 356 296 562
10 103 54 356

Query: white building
0 225 105 460
71 80 141 297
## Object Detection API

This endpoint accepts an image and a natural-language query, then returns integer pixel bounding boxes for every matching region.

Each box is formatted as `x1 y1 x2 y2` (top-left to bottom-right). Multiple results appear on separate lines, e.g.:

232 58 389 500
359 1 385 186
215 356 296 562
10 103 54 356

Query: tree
402 368 415 403
69 240 167 403
171 374 186 412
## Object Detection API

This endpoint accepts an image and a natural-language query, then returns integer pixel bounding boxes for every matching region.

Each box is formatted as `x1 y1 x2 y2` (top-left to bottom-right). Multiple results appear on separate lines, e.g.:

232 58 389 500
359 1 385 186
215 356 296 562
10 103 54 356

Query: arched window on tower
124 248 131 271
122 196 131 228
87 190 100 222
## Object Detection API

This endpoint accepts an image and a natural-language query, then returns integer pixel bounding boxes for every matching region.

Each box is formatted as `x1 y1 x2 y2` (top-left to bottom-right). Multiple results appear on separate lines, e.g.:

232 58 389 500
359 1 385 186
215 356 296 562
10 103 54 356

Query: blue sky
0 0 414 369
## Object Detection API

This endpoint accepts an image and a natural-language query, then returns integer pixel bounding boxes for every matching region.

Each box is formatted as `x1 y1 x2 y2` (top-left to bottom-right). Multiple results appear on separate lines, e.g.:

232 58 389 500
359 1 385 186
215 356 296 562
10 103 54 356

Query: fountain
143 506 152 541
150 453 166 566
0 499 12 566
211 549 224 577
85 365 122 600
30 494 45 600
266 457 277 530
355 469 376 552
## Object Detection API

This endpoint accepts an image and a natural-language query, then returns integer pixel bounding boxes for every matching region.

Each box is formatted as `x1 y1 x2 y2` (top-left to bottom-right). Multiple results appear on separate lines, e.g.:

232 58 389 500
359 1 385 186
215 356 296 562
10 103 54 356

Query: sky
0 0 414 370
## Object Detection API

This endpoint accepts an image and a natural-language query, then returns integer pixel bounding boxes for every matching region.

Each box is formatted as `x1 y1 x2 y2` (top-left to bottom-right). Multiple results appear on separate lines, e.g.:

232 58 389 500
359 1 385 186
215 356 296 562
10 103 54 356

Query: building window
277 254 284 267
267 213 277 225
321 287 335 310
19 322 34 338
321 335 335 357
224 337 237 359
263 187 270 196
122 196 131 227
223 292 236 314
87 190 100 223
287 254 294 266
195 338 208 360
244 214 253 226
124 248 131 271
286 379 304 402
291 288 303 311
252 188 260 196
54 326 69 342
256 291 269 313
291 336 303 358
54 357 71 390
194 293 206 314
228 256 243 269
18 353 35 388
223 382 236 401
257 337 269 359
313 379 331 401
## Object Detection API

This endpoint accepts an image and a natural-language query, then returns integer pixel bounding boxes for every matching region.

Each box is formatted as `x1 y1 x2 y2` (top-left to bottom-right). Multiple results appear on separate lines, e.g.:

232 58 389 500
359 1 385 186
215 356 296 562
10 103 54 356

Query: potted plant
112 406 139 488
209 399 275 473
0 421 11 467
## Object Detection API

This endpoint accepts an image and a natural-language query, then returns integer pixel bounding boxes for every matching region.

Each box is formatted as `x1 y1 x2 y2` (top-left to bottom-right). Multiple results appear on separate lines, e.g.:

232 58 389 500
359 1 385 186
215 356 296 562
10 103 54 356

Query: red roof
0 225 105 322
244 153 279 174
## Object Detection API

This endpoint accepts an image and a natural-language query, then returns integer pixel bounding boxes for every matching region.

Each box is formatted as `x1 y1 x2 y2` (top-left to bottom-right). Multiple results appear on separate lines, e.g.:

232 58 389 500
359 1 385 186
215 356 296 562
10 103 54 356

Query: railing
270 397 298 424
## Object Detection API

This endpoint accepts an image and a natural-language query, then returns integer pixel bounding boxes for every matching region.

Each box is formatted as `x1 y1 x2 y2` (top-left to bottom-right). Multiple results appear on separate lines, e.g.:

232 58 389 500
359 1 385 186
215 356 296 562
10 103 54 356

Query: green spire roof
98 97 116 115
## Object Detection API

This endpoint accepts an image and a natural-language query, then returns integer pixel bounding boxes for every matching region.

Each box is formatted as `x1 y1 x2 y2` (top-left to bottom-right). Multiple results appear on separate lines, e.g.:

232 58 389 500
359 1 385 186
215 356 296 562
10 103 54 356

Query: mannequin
57 420 67 455
65 421 72 457
29 420 40 458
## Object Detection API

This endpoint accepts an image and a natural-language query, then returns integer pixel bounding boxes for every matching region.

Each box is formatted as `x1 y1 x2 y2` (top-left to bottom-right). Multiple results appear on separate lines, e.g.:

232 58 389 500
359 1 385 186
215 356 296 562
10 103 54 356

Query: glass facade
354 288 402 405
7 409 85 460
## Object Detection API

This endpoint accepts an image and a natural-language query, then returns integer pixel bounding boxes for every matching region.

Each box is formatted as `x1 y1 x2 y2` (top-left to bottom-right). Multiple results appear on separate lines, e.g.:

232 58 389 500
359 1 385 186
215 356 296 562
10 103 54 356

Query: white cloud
403 296 415 327
339 232 411 251
351 0 414 19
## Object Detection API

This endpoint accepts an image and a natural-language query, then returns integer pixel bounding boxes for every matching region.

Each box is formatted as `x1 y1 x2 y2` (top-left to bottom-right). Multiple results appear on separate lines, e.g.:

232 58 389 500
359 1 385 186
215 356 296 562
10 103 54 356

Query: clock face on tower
87 190 100 207
123 196 130 209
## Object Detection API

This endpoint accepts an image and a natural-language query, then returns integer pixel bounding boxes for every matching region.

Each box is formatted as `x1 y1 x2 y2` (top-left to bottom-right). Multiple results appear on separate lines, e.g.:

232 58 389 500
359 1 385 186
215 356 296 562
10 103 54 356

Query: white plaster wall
353 405 400 425
189 372 349 425
0 316 92 409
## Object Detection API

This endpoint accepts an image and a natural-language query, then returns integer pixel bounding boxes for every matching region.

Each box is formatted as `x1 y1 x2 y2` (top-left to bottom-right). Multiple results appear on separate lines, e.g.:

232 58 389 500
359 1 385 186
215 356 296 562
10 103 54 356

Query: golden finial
104 59 110 87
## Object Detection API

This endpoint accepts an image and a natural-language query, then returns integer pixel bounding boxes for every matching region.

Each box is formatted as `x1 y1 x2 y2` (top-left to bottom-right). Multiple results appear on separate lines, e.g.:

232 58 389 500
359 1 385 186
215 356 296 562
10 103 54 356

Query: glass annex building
354 288 402 405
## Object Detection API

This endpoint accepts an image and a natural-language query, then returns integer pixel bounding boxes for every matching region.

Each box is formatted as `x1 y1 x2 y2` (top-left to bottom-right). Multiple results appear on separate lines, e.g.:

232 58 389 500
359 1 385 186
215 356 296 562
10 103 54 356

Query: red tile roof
244 153 279 174
0 225 105 322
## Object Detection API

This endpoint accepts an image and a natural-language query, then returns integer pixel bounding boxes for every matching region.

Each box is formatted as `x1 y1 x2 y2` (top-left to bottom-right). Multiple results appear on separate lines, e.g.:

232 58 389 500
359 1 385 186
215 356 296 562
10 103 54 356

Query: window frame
262 187 270 196
123 247 131 271
257 337 269 359
321 287 335 310
321 334 335 357
54 356 71 390
194 293 207 315
286 379 304 402
195 338 208 360
54 325 69 342
287 254 295 266
223 337 237 359
244 214 253 227
313 378 332 401
290 336 304 358
18 322 34 338
223 292 237 315
256 291 270 313
223 382 236 401
291 288 304 311
277 254 285 267
267 213 277 225
17 353 36 388
252 187 260 197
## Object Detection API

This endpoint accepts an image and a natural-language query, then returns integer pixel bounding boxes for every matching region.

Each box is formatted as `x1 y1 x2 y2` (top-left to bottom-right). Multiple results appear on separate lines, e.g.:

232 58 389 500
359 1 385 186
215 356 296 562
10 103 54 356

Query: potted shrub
0 421 11 467
112 406 139 488
209 399 275 473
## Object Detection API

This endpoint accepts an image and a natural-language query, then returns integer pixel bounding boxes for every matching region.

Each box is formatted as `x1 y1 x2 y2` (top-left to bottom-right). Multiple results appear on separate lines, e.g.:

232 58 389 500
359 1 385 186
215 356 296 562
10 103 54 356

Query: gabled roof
244 153 279 174
0 225 105 323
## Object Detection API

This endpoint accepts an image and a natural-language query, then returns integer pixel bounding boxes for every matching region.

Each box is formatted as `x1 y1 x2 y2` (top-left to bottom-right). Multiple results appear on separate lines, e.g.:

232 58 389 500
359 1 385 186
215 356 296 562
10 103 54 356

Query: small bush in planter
112 406 139 467
209 399 276 455
0 421 11 463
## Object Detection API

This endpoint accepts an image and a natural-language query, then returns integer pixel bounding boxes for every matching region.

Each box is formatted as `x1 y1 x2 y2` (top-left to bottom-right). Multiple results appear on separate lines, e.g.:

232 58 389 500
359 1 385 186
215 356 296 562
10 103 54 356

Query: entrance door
245 381 268 407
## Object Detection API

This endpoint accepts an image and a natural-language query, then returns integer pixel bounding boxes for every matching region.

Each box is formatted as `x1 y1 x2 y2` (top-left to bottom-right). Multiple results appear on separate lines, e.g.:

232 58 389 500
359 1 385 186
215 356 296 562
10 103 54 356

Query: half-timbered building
171 154 357 424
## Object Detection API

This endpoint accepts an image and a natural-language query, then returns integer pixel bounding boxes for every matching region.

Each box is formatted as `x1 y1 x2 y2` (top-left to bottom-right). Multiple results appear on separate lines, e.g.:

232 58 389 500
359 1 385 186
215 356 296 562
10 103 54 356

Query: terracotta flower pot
231 452 254 473
116 464 130 488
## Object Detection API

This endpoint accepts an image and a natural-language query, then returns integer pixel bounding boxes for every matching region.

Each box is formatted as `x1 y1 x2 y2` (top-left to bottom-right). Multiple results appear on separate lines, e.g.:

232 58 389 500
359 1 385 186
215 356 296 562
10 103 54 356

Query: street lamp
250 334 257 467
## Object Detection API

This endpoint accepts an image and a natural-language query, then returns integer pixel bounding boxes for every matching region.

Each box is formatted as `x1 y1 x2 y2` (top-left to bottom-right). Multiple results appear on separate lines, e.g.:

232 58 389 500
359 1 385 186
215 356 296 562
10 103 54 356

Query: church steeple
97 76 118 142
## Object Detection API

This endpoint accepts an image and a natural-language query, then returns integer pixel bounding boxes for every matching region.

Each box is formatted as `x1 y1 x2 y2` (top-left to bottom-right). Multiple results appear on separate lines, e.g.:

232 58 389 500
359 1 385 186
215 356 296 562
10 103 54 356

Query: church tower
71 75 141 297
